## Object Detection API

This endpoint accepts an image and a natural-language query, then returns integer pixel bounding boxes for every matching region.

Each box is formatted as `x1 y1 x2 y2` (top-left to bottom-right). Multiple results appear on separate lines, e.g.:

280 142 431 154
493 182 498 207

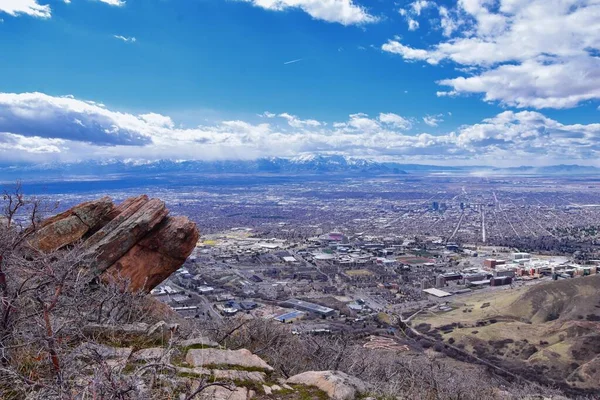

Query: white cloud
139 113 175 129
0 0 51 18
382 0 600 109
0 132 63 154
240 0 377 26
438 6 458 37
97 0 125 6
278 112 322 128
382 39 442 64
1 92 600 166
423 115 443 127
439 57 600 109
411 0 433 15
399 1 435 31
113 35 136 43
0 92 153 146
378 113 412 130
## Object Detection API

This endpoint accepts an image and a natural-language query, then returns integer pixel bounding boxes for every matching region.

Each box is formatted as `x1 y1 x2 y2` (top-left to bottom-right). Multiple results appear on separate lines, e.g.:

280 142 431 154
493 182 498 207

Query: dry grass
412 275 600 391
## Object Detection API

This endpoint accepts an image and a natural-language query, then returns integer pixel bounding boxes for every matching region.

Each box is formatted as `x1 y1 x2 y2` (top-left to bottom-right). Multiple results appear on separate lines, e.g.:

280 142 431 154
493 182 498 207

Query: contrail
283 58 303 65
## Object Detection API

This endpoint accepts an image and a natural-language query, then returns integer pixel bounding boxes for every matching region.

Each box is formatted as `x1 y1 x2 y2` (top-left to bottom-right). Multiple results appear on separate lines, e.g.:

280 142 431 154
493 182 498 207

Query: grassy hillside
412 275 600 393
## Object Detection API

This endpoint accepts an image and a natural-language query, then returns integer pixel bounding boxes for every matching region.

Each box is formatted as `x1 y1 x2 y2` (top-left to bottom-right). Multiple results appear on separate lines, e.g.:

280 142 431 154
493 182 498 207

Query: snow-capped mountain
0 155 408 181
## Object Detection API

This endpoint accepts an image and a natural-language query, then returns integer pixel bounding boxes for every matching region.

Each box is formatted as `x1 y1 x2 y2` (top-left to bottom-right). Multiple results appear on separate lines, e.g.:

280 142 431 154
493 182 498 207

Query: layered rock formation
68 323 368 400
28 195 198 292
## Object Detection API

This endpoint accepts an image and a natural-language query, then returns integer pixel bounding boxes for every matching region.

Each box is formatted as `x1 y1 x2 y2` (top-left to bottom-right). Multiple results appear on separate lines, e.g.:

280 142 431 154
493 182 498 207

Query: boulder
180 336 219 349
29 195 199 293
84 198 169 274
195 386 248 400
212 369 266 383
83 322 150 337
131 347 171 362
28 196 114 252
102 216 199 291
174 366 211 376
146 320 179 340
286 371 367 400
84 195 150 249
186 348 273 372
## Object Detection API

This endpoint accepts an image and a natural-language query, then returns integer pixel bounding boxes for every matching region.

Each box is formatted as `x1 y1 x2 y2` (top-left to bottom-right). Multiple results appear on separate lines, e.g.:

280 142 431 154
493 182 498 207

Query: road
166 279 223 321
481 207 486 243
448 211 464 241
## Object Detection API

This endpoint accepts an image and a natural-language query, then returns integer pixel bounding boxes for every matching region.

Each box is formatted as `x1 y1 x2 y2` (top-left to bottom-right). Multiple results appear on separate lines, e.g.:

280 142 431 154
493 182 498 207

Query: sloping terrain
412 275 600 393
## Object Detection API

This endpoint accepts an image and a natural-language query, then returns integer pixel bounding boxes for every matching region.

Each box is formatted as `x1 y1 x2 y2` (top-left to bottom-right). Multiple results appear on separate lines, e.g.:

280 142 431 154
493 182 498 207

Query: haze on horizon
0 0 599 168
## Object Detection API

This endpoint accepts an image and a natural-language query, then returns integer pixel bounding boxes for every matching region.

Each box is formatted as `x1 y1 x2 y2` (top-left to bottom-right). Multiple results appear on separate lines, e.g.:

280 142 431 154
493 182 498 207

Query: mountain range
0 156 598 182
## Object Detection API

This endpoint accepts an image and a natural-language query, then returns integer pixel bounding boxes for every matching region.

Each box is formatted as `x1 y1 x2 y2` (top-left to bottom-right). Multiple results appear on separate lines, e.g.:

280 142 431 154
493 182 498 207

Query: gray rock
212 369 266 383
286 370 368 400
130 347 170 362
175 366 211 376
147 320 179 339
195 385 248 400
262 385 272 395
186 348 273 371
83 322 149 337
180 336 219 348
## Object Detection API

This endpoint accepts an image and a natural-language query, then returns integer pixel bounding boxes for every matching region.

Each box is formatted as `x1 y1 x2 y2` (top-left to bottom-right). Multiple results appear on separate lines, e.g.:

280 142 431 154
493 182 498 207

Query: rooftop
422 288 452 298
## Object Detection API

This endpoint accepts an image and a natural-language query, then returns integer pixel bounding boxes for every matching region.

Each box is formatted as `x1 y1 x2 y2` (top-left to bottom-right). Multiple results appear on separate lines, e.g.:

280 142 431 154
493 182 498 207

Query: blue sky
0 0 599 166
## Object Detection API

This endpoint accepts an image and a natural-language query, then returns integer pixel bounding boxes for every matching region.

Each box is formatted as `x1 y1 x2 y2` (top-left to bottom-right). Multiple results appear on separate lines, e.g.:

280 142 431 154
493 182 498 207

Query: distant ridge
492 164 600 175
1 156 598 181
0 156 408 180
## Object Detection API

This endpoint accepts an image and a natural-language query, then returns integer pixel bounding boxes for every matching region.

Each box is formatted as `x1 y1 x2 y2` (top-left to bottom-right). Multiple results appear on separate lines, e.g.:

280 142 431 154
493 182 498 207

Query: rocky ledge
28 195 199 292
69 322 369 400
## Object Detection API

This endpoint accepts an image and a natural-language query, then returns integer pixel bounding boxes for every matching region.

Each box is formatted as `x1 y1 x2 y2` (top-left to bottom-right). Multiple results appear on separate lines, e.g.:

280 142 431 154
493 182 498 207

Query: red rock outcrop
28 195 198 292
102 216 199 292
28 196 114 252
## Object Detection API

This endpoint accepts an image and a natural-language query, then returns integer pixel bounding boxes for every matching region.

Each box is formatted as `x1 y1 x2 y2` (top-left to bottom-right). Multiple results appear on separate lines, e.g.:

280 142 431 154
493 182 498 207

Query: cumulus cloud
0 132 63 154
278 113 322 128
411 0 433 15
398 0 436 31
378 113 412 130
240 0 377 26
382 38 442 64
0 0 51 18
423 115 443 127
0 0 126 19
0 92 152 146
408 19 419 30
382 0 600 109
439 57 600 109
1 92 599 165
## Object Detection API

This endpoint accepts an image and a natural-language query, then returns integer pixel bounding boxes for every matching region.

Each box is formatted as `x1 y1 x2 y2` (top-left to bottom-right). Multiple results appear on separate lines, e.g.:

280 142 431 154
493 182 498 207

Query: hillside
412 275 600 393
0 194 586 399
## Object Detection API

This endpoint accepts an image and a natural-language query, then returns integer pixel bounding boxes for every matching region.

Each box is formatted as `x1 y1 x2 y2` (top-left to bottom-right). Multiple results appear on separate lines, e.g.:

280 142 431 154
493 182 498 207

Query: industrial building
281 298 336 317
